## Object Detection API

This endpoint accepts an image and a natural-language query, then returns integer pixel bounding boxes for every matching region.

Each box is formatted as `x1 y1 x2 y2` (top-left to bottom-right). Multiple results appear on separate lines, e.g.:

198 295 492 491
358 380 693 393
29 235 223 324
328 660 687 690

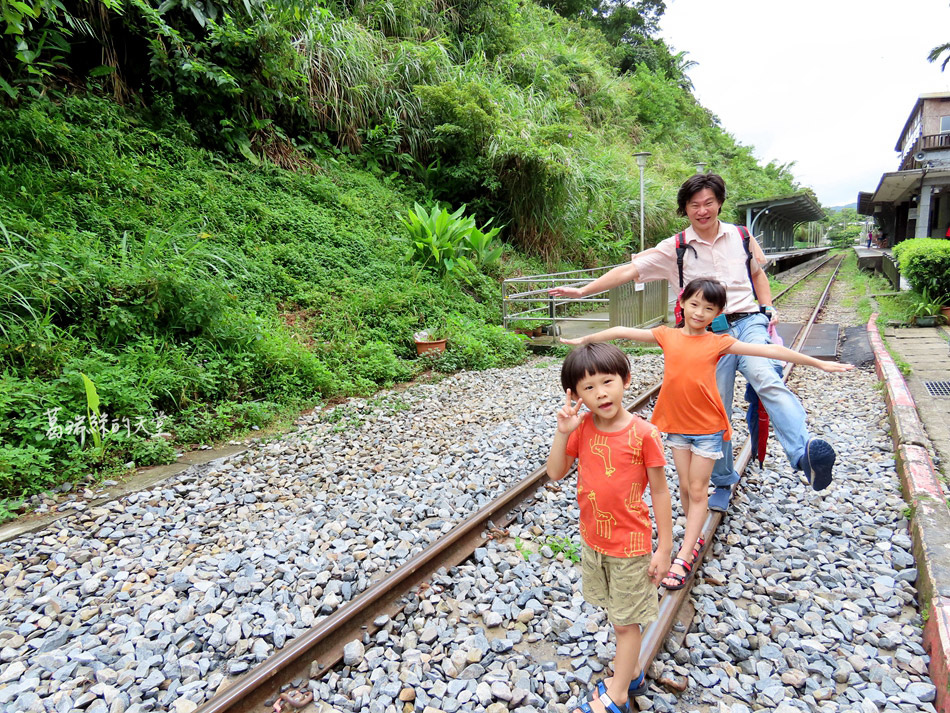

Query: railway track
197 254 846 713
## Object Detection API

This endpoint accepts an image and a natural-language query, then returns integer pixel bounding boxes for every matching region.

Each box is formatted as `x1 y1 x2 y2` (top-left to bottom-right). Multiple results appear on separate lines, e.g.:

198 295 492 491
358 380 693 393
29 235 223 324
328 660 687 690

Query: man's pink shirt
633 221 763 315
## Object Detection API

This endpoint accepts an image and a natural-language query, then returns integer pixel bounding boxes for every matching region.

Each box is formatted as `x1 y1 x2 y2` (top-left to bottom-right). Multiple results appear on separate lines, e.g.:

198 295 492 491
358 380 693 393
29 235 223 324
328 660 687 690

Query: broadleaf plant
399 202 503 279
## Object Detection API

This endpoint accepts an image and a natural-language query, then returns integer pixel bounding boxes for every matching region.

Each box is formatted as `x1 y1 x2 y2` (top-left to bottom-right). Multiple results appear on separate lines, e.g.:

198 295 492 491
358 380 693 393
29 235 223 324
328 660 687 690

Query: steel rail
196 381 663 713
197 253 843 712
772 253 836 302
638 254 845 673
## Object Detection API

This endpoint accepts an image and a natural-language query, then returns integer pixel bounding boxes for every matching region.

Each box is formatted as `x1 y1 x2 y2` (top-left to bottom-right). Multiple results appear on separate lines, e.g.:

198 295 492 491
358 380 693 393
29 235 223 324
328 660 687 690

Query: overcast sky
659 0 950 207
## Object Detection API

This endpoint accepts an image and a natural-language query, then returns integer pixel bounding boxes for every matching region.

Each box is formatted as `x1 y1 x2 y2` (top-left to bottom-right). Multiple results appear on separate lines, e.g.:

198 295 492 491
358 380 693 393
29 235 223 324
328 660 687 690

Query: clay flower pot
415 338 447 355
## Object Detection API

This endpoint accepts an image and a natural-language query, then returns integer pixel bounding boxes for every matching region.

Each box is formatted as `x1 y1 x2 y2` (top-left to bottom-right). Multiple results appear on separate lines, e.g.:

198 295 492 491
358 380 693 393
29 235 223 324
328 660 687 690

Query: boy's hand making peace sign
555 389 585 435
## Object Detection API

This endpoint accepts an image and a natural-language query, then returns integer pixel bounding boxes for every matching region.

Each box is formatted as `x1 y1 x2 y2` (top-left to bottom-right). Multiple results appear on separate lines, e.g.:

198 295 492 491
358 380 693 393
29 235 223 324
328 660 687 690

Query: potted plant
910 290 945 327
413 328 447 355
509 320 535 336
893 240 950 325
934 289 950 324
923 280 950 324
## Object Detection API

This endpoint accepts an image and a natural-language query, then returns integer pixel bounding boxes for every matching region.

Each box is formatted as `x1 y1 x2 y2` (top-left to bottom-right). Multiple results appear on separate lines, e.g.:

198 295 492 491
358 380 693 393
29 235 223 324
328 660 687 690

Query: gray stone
343 639 365 667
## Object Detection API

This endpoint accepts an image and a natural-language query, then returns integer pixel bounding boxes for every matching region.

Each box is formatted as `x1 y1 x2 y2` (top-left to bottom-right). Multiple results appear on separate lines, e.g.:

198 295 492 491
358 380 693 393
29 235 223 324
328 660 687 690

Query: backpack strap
674 231 697 288
737 225 758 301
676 227 757 302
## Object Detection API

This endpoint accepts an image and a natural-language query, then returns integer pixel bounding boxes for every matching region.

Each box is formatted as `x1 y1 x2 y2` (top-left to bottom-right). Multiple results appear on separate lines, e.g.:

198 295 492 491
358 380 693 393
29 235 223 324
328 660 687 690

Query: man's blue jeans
711 313 809 487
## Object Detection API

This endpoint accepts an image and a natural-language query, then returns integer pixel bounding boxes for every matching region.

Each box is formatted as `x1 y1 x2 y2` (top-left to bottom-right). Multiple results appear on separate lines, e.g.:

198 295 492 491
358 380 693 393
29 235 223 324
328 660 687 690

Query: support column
762 215 777 252
917 186 934 239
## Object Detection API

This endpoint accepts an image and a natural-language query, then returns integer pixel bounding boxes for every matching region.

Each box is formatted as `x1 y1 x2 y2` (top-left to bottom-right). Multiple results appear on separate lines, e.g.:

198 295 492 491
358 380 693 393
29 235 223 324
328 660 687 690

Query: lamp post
633 152 651 253
694 161 707 174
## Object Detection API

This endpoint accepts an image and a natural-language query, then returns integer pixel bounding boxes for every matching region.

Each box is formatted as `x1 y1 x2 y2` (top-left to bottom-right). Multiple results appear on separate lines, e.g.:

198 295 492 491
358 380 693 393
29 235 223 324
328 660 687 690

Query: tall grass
3 0 802 268
289 2 703 261
0 223 73 347
295 9 452 157
0 96 530 511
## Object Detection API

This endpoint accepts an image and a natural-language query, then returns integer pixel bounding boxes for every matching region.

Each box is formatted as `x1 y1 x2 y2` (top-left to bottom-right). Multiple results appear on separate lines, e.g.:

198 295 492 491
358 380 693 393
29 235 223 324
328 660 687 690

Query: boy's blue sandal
708 486 731 512
574 691 629 713
594 670 648 699
800 438 835 491
629 669 648 697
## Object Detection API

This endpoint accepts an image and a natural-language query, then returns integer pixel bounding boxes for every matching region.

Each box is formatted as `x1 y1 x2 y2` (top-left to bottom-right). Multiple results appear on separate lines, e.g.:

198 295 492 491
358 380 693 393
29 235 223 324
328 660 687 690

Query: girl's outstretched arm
726 341 855 373
560 326 658 346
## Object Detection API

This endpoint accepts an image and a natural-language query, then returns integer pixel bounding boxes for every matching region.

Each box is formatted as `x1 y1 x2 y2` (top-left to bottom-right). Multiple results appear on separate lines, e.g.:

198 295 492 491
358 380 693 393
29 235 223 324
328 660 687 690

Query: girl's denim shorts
666 431 724 460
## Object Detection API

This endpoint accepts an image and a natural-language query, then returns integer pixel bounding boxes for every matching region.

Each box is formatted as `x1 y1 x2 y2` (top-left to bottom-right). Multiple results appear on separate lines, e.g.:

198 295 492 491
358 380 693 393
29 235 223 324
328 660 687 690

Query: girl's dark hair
560 343 630 393
676 173 726 216
680 278 727 312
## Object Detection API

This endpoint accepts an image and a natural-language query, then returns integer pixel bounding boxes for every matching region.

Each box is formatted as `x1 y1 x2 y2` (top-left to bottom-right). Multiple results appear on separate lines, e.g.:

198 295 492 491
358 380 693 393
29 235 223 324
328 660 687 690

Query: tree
929 41 950 71
670 50 696 91
541 0 666 43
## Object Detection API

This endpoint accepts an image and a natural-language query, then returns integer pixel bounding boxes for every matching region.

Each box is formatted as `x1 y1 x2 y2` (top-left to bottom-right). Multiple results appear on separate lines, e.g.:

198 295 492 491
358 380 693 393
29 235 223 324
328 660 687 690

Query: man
548 173 836 512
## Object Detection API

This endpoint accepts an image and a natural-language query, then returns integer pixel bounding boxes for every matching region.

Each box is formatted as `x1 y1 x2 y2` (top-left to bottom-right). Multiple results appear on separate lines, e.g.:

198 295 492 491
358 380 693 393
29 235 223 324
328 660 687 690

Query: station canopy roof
863 167 950 207
857 191 876 215
868 169 926 204
735 191 825 224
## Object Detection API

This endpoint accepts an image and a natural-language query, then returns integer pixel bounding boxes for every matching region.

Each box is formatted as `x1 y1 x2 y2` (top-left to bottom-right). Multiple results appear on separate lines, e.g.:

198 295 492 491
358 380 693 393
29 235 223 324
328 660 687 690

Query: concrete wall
923 97 950 136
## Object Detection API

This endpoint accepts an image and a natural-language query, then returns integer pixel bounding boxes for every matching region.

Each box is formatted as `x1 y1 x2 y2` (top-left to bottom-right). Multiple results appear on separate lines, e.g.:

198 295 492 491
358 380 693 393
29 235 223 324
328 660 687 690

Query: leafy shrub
827 224 862 249
0 445 55 500
453 0 518 58
893 238 950 304
400 202 503 279
353 341 416 386
169 399 278 445
129 438 178 467
431 313 527 371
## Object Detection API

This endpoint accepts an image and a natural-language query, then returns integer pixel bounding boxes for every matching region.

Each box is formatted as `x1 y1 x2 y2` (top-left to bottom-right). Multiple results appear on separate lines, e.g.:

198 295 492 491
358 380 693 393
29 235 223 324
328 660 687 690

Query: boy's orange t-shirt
566 413 666 558
650 325 737 439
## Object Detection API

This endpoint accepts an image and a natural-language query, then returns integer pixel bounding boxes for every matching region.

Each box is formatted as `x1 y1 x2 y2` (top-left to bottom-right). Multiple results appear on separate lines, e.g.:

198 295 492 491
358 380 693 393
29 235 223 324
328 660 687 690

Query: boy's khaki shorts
581 542 658 627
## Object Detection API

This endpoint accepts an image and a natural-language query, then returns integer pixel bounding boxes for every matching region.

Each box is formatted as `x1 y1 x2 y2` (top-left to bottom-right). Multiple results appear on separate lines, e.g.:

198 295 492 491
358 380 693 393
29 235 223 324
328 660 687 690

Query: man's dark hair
680 278 727 313
560 343 630 394
676 173 727 216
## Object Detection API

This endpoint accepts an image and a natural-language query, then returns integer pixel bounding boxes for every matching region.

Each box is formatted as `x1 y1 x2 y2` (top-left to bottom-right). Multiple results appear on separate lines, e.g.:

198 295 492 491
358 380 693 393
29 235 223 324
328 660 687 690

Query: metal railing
608 277 669 328
881 252 901 290
502 265 670 334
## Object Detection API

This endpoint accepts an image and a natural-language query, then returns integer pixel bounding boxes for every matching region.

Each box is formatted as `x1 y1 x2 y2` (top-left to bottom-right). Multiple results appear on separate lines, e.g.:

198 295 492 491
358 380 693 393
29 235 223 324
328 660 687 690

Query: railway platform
765 247 830 274
869 320 950 712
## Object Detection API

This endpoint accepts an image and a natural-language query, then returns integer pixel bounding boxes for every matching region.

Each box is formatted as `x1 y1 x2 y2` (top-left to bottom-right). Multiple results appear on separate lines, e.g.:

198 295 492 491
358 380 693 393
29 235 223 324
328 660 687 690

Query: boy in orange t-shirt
547 343 673 713
561 278 854 592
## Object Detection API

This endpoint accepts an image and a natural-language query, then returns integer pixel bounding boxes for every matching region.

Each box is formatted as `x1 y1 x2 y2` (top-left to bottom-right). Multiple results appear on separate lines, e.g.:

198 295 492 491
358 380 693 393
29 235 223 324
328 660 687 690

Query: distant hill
826 203 857 212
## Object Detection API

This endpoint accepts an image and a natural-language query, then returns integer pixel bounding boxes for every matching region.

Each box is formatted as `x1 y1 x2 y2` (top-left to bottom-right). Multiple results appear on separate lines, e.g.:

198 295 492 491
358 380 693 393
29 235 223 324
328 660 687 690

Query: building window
941 115 950 133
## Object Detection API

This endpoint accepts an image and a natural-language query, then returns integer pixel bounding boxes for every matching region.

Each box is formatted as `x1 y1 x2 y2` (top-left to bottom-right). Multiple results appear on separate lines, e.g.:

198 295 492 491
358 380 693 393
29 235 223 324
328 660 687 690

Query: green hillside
0 0 806 514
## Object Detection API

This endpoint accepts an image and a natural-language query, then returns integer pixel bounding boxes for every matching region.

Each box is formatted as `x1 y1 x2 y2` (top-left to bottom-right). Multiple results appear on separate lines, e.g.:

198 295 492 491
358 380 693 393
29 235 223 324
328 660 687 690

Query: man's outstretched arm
548 261 642 298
